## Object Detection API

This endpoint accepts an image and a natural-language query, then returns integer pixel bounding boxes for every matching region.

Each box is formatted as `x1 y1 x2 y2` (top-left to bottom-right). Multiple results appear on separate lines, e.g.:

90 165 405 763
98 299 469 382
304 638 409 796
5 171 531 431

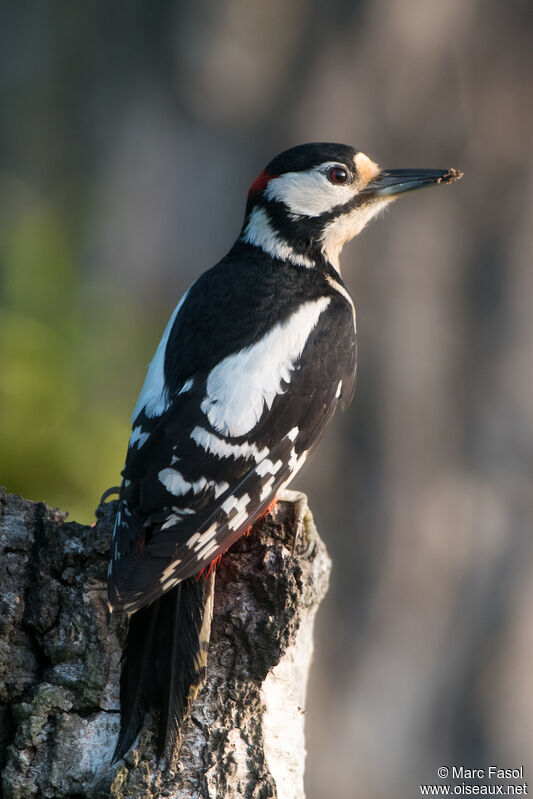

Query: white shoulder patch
201 297 330 437
131 288 190 422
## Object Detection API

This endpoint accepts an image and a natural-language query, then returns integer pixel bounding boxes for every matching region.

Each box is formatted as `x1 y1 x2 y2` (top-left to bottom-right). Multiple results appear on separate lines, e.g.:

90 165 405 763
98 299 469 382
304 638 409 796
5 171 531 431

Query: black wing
108 255 356 613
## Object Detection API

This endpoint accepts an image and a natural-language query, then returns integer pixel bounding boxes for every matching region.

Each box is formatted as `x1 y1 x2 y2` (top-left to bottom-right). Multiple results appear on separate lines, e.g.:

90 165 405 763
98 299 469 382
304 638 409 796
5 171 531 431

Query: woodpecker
108 142 462 762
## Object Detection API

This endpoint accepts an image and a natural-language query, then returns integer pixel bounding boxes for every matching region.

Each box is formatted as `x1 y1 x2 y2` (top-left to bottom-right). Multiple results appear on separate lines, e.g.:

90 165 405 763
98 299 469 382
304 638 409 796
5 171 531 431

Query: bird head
241 142 462 271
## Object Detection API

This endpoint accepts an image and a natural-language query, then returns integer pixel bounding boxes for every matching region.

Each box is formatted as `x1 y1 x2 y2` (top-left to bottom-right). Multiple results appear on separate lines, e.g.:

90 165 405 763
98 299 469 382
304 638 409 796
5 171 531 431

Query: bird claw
99 486 121 504
277 489 317 558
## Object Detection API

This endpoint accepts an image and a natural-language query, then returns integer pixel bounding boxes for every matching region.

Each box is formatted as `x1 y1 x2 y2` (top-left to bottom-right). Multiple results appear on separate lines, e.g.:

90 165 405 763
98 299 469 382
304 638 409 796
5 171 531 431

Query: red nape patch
248 169 278 196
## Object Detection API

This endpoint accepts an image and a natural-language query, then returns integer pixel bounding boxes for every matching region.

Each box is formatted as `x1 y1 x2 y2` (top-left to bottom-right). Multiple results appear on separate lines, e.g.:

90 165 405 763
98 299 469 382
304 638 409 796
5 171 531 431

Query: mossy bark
0 489 330 798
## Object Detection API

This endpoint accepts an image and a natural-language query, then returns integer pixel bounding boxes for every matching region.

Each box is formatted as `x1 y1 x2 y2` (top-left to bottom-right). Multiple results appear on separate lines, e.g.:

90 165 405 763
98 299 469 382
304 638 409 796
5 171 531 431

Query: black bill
363 168 463 198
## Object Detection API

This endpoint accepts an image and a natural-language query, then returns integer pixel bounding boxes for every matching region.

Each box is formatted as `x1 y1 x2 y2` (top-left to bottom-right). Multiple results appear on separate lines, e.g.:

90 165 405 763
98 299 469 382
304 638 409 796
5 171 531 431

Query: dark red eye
327 166 349 185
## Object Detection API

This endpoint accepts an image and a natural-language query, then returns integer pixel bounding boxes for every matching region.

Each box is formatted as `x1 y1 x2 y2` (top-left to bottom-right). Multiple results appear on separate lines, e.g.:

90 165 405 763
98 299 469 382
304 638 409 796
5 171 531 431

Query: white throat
320 198 393 271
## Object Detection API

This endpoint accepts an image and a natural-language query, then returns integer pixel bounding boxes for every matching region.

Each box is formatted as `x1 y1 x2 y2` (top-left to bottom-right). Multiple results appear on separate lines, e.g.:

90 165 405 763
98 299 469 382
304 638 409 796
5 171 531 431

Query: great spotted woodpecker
108 142 462 761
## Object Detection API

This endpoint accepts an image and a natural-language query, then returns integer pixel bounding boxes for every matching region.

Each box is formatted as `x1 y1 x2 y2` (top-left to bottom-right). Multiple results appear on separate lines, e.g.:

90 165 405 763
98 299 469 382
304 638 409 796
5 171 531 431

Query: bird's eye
327 166 349 185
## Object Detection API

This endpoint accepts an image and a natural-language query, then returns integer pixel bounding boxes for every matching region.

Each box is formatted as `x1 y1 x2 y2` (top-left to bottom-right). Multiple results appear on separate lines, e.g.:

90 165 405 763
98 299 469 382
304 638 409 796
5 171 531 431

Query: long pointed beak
363 167 463 198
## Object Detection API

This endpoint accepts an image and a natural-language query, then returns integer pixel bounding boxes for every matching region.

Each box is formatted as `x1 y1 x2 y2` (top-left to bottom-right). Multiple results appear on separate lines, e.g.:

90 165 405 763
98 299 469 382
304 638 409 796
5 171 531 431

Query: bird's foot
99 486 121 504
277 489 317 558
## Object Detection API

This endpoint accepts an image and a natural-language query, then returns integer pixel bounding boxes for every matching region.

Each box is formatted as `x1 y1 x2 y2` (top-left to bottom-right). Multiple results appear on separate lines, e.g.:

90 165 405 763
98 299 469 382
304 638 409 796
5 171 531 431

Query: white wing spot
159 468 229 499
228 507 249 531
178 378 194 395
221 493 250 515
288 448 298 471
161 575 181 593
161 515 179 530
191 426 269 462
161 561 181 584
256 458 283 477
196 538 219 560
160 508 194 530
286 427 299 442
198 524 218 545
260 476 276 502
187 532 201 549
224 494 252 531
129 425 150 449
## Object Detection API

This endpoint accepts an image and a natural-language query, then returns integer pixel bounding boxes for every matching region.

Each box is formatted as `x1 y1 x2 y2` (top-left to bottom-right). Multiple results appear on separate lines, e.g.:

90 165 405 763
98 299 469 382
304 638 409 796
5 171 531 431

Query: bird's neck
238 205 339 274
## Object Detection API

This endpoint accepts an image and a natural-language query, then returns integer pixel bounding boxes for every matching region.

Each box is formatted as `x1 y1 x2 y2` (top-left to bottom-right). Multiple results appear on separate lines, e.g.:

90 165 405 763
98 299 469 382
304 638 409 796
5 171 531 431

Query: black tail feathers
112 572 215 764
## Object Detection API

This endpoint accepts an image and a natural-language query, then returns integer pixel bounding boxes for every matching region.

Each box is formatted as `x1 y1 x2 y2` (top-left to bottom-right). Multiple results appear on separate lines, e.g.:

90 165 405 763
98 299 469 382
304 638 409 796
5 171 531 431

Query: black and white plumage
107 143 462 761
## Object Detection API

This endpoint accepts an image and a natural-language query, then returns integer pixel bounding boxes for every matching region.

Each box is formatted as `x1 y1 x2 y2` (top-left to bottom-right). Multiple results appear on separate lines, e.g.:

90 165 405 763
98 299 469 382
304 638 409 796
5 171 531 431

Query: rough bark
0 488 331 799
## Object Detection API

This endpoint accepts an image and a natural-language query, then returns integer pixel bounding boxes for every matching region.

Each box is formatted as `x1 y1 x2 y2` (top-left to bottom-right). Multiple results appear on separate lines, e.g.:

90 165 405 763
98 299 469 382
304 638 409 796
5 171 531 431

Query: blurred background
1 1 532 796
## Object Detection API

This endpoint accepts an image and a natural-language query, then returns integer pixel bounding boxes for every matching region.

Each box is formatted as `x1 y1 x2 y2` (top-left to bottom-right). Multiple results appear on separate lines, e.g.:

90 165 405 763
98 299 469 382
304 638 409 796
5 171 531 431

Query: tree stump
0 488 331 798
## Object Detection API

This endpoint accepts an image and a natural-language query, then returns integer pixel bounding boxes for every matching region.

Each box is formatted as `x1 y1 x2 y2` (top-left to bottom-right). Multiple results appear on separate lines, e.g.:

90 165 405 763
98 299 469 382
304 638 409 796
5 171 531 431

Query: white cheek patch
201 297 330 437
265 164 356 217
132 288 190 421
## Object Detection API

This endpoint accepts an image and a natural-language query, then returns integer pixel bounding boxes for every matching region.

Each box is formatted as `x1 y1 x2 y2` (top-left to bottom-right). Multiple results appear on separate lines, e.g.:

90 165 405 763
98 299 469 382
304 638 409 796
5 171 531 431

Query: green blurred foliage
0 181 156 523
